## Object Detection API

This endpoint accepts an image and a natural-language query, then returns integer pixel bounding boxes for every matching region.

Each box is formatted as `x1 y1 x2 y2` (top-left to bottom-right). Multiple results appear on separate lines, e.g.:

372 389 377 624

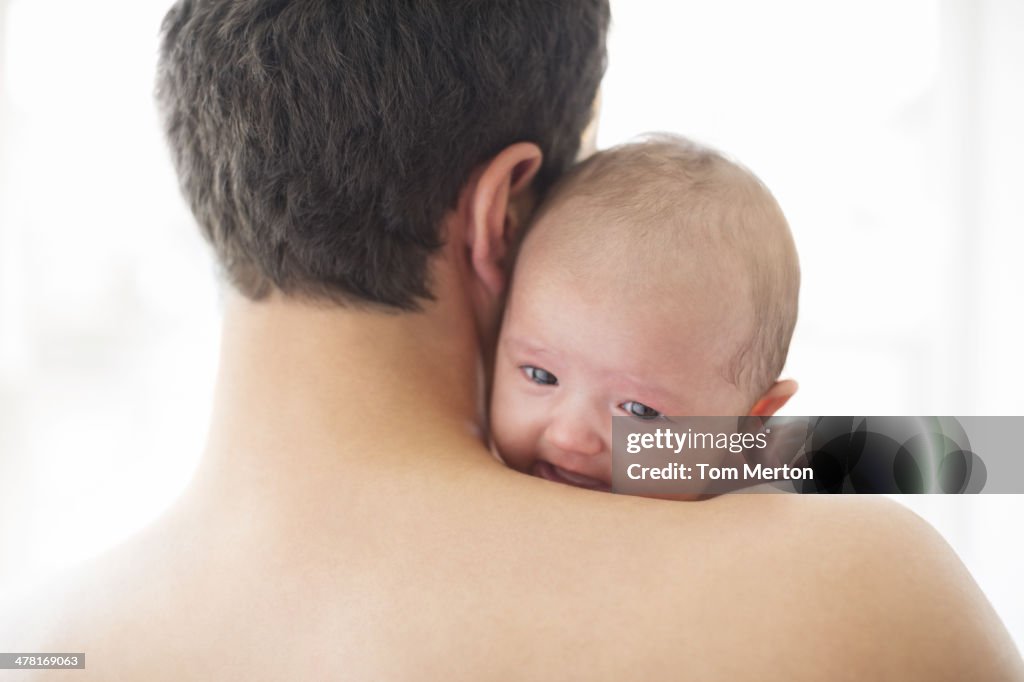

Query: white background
1 0 1022 651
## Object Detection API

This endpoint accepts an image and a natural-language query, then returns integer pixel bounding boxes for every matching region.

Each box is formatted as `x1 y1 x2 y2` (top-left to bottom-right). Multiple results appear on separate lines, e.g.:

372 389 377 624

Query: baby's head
489 135 800 491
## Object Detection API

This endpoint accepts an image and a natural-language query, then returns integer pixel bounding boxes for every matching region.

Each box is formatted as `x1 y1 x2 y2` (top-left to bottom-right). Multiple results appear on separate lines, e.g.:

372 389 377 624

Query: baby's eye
620 400 662 420
521 365 558 386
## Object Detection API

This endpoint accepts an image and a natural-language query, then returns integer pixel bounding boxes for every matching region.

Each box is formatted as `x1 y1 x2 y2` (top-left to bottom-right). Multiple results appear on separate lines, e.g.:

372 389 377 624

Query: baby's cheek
489 385 538 473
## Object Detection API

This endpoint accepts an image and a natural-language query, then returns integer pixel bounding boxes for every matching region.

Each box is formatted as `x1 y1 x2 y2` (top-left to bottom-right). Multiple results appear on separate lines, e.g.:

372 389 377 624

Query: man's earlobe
467 142 543 298
748 379 798 417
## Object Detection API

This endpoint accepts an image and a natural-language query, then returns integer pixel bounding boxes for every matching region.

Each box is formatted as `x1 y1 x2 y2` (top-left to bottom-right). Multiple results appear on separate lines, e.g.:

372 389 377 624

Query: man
4 1 1021 679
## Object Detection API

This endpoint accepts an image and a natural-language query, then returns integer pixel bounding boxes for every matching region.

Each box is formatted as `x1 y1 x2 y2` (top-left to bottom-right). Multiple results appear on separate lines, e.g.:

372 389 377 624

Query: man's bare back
5 297 1021 681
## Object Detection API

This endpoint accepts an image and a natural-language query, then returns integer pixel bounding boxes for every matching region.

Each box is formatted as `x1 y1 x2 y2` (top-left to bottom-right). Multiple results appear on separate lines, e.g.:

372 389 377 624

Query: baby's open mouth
532 461 611 492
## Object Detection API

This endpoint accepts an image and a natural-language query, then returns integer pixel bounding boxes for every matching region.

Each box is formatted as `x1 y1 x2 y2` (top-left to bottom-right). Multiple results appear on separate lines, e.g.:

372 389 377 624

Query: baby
489 135 800 492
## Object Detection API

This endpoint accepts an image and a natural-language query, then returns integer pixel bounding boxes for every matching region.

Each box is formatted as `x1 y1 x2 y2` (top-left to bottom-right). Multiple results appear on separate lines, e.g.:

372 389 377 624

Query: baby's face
489 229 753 491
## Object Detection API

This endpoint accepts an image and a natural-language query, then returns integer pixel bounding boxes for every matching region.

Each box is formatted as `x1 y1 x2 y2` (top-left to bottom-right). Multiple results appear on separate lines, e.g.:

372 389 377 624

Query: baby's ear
748 380 798 417
465 143 543 298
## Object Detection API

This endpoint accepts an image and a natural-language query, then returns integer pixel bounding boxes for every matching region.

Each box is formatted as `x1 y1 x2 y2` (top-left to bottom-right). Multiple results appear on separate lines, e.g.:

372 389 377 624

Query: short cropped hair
157 0 609 309
536 135 800 397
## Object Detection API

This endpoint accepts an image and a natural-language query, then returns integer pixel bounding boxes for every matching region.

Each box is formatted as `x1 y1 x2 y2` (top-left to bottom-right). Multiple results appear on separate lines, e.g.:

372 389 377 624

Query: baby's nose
545 412 605 458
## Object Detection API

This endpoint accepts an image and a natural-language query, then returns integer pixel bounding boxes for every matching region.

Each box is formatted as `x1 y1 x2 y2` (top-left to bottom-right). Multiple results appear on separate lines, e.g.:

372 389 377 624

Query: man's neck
185 289 491 513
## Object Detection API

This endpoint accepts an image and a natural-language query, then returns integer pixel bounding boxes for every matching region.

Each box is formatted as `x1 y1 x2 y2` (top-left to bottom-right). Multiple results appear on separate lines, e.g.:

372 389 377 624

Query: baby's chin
530 460 611 493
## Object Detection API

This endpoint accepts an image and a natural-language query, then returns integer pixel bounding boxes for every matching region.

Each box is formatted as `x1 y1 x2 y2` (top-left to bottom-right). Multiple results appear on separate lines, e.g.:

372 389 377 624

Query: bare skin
3 147 1021 681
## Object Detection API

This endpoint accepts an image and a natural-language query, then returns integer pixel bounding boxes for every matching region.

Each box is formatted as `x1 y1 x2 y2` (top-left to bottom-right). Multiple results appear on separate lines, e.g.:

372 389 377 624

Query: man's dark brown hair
157 0 609 309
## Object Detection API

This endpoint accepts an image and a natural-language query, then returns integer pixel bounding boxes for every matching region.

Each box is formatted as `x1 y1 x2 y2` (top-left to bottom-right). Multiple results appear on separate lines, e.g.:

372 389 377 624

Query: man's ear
748 379 798 417
465 142 543 298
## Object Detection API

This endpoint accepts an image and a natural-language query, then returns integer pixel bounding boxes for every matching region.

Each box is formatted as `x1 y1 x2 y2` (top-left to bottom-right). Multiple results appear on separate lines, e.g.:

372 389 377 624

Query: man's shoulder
739 495 1020 677
0 517 215 681
1 562 125 680
645 494 961 601
600 493 1022 679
